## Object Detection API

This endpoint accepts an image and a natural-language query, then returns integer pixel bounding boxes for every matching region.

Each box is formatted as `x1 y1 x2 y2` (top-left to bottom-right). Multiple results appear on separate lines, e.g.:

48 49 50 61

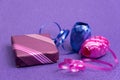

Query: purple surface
0 0 120 80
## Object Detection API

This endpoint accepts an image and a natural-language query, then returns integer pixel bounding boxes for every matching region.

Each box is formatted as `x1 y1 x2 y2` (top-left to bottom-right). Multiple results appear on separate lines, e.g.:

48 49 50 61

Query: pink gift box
11 34 59 67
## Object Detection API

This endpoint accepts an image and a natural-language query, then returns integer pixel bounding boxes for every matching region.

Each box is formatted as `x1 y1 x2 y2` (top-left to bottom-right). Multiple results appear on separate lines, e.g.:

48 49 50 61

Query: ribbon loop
59 58 85 72
54 29 69 47
39 22 69 48
39 22 61 35
58 58 114 72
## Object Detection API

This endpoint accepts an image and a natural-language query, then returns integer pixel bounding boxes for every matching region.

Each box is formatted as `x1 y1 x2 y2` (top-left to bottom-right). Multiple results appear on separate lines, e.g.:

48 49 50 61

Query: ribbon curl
39 22 118 72
39 22 70 48
59 58 85 72
58 58 114 72
54 29 69 47
80 36 118 64
59 36 118 72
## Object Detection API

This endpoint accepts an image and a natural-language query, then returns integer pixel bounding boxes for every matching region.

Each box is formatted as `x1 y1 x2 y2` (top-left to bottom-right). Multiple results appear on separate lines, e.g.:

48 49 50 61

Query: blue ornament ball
70 22 91 52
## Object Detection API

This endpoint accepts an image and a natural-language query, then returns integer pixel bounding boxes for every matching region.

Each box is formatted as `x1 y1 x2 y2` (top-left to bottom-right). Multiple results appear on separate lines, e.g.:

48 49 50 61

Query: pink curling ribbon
59 36 118 72
59 58 85 72
58 58 113 72
80 36 118 63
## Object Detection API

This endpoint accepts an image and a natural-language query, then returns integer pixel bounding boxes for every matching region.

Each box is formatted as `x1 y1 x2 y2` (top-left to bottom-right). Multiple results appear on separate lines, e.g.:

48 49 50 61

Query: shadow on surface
6 45 16 67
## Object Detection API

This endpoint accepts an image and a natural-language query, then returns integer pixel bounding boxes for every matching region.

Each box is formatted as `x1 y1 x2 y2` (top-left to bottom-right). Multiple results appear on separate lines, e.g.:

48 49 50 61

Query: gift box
11 34 59 67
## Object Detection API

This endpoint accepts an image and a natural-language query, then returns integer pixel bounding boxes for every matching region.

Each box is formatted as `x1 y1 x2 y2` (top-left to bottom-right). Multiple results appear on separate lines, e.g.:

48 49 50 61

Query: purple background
0 0 120 80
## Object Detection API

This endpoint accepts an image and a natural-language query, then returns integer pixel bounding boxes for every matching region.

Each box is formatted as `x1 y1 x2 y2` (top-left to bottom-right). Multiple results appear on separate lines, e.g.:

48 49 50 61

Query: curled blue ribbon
39 22 61 34
54 29 69 47
39 22 69 47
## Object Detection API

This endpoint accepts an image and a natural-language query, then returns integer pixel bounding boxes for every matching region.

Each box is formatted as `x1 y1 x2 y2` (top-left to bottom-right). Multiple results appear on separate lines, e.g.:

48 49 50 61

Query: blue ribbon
54 29 69 47
39 22 69 48
70 22 91 52
39 22 61 34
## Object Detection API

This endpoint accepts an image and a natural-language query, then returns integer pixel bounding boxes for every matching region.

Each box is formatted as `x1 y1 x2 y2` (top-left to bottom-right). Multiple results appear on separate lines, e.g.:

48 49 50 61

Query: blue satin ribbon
39 22 61 34
39 22 69 47
54 29 69 47
70 22 91 52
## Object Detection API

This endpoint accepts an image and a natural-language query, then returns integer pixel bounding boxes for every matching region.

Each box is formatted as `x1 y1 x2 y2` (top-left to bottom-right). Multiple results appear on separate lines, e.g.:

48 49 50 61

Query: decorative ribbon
59 36 118 72
79 36 118 64
39 22 118 72
39 22 70 47
70 22 91 52
54 29 69 47
58 58 113 72
39 22 62 34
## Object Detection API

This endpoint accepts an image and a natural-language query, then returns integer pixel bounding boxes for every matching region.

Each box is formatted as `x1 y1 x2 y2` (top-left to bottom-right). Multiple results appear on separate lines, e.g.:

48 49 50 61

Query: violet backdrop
0 0 120 80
